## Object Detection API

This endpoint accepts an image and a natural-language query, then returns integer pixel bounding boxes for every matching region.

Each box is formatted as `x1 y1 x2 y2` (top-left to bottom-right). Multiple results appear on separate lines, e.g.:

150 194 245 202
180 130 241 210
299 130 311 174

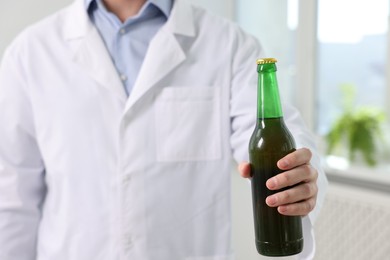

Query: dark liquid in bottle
249 117 303 256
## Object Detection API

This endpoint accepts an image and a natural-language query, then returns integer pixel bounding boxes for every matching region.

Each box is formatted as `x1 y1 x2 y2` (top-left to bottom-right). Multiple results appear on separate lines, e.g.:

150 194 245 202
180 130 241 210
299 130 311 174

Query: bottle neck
256 63 283 120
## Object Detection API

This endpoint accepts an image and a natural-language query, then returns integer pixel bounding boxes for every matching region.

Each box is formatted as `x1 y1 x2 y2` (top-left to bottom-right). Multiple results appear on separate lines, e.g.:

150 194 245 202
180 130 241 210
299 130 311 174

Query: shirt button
120 74 127 82
120 28 126 35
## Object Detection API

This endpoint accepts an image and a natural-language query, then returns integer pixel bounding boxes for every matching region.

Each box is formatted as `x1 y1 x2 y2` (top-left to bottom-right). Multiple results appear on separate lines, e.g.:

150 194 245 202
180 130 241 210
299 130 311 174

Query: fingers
265 165 318 216
266 182 317 206
267 148 316 190
240 148 319 216
266 163 318 190
265 181 318 216
265 148 319 216
277 147 312 170
240 148 312 181
238 162 251 178
277 197 317 216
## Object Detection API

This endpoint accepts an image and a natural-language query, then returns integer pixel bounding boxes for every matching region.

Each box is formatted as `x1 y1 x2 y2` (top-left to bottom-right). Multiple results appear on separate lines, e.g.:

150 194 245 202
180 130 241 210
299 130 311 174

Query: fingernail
266 196 277 206
278 206 288 214
267 178 276 189
279 159 289 168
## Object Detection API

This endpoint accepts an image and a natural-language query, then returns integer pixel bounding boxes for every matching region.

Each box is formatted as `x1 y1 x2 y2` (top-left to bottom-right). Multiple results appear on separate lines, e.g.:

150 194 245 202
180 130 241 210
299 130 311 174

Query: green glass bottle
249 58 303 256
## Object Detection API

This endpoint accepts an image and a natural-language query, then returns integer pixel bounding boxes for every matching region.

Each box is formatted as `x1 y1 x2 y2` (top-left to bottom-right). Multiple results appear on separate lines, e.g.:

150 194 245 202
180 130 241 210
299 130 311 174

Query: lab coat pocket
155 86 221 162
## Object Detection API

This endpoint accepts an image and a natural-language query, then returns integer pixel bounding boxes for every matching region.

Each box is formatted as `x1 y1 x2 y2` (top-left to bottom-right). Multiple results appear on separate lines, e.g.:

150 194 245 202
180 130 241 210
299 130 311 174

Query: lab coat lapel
64 0 127 104
124 0 195 111
125 31 185 110
73 29 127 103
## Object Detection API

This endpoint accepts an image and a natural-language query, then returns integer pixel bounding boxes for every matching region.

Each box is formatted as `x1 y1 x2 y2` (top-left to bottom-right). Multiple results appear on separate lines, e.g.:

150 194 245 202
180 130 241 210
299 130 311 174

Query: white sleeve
229 26 264 163
0 41 46 260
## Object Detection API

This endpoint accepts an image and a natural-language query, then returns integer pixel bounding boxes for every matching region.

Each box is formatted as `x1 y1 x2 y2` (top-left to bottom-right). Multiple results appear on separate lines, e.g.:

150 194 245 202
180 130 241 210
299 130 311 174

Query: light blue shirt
85 0 172 95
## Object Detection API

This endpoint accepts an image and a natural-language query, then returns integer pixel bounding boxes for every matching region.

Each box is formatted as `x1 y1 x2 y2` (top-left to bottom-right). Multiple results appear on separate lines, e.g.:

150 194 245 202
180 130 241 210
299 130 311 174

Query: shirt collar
84 0 172 19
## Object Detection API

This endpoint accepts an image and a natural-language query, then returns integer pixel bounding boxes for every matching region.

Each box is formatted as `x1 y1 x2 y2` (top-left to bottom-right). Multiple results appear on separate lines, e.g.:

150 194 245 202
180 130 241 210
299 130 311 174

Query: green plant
326 84 386 166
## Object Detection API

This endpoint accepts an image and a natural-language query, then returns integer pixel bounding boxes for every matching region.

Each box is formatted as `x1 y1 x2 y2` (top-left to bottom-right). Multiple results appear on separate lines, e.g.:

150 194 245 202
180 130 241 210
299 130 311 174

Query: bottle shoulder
249 118 296 153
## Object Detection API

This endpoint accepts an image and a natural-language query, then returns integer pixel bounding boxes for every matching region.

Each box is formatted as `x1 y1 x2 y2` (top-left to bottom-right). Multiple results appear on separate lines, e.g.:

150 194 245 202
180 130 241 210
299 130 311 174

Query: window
235 0 390 172
316 0 390 170
316 0 389 135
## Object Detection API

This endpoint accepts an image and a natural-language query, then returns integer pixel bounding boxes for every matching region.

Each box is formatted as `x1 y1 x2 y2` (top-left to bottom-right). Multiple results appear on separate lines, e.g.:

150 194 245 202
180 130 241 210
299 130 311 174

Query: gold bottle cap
256 58 278 64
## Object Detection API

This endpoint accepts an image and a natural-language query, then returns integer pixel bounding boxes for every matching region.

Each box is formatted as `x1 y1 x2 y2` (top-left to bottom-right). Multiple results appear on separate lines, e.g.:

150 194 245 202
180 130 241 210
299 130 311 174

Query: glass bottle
249 58 303 256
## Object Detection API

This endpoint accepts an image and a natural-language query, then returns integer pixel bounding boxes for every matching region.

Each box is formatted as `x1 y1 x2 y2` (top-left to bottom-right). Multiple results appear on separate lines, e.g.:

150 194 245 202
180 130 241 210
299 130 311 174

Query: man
0 0 327 259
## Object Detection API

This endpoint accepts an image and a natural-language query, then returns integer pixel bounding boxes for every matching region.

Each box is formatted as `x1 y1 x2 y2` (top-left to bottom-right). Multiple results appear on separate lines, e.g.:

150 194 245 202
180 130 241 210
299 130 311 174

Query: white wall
0 0 73 58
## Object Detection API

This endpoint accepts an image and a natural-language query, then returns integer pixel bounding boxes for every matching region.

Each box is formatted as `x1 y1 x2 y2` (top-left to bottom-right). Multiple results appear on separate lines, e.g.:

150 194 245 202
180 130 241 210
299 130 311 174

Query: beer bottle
249 58 303 256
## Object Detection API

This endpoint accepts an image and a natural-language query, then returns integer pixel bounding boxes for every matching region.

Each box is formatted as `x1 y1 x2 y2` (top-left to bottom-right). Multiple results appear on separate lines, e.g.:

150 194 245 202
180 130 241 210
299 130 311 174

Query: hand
238 148 318 216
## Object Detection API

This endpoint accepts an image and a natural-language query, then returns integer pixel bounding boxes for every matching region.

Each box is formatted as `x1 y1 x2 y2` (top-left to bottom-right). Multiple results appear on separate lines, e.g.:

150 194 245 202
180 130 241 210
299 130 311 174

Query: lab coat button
123 235 133 248
123 174 131 184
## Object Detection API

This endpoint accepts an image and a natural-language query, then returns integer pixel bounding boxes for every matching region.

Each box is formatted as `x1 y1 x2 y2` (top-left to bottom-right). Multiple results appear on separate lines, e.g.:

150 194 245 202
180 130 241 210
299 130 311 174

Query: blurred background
1 0 390 259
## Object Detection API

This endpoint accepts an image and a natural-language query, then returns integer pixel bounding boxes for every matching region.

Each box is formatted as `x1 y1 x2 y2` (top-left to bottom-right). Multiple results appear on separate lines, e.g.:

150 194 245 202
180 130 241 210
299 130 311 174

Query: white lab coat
0 0 327 259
